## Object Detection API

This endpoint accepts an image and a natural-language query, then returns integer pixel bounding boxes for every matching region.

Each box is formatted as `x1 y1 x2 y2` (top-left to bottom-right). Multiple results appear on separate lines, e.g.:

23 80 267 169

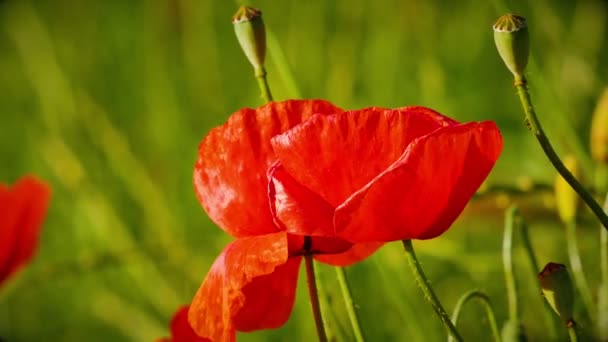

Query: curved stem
503 206 519 323
449 290 501 342
514 79 608 230
565 220 594 319
599 194 608 338
305 253 328 342
567 319 579 342
520 216 559 339
401 239 463 342
254 66 273 102
336 267 365 342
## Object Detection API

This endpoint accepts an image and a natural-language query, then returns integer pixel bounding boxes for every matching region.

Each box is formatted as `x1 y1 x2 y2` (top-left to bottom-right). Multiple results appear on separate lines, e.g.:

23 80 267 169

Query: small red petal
0 175 50 284
233 257 301 331
335 121 503 242
271 107 448 207
164 306 209 342
194 100 342 238
189 232 300 341
268 161 335 237
314 242 384 266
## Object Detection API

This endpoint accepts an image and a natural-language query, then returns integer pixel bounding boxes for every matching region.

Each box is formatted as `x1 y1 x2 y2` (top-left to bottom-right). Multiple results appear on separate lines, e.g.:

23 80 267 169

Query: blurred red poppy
0 175 50 285
189 100 502 341
158 306 209 342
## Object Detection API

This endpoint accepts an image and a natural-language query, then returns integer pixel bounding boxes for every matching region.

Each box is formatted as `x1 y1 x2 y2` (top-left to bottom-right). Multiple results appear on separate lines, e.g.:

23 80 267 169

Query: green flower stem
254 66 273 102
305 253 328 342
401 239 463 342
599 194 608 338
449 290 501 342
336 267 365 342
567 320 579 342
503 206 520 323
521 216 559 339
514 79 608 230
565 219 594 319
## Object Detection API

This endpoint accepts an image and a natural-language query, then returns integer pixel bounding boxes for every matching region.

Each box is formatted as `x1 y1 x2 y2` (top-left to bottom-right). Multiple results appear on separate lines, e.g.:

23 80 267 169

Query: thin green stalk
254 66 273 102
401 239 463 342
336 267 365 342
514 79 608 230
503 206 519 323
305 254 328 342
567 320 579 342
449 290 501 342
520 217 559 339
314 265 336 341
565 220 594 319
266 28 302 98
598 193 608 339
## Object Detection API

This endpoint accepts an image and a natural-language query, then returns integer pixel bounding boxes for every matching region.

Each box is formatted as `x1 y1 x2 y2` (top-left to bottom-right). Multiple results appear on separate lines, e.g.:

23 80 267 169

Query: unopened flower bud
493 14 529 83
554 155 580 223
591 88 608 164
232 6 266 72
538 262 575 323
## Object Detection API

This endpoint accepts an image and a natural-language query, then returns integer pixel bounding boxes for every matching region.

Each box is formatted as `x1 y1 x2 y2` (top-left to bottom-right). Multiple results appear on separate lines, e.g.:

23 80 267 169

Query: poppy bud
591 88 608 164
493 14 529 84
232 5 266 74
538 262 575 323
554 155 580 223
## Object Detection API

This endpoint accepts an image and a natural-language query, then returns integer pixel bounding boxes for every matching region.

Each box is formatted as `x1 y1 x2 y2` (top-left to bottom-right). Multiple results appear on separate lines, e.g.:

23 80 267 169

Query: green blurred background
1 0 607 341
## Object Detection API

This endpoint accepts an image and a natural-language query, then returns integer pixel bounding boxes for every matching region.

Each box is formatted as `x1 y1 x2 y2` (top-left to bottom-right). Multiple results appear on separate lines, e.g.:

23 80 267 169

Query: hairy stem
514 79 608 230
305 253 328 342
402 239 463 341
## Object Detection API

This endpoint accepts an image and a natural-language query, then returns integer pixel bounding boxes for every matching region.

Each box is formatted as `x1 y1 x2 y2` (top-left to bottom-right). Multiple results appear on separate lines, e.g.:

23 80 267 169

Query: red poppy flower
189 100 382 341
269 106 503 242
189 100 502 341
157 306 210 342
0 175 50 285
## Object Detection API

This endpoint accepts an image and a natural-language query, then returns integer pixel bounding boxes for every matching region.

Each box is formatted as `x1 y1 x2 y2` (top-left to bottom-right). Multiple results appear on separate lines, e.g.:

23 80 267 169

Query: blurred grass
0 0 607 341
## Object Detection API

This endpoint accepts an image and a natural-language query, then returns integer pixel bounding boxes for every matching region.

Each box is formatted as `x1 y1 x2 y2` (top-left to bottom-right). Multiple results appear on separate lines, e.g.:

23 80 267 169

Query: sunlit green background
1 0 607 341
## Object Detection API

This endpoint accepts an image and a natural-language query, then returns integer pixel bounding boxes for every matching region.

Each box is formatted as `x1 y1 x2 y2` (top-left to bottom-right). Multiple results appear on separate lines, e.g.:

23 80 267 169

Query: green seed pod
493 14 530 83
554 155 580 223
232 6 266 71
591 88 608 164
538 262 575 323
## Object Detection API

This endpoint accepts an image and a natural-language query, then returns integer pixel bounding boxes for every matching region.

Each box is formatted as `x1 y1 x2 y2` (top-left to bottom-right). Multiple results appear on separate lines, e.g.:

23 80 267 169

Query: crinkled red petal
194 100 342 238
271 106 449 207
0 176 50 284
188 232 300 342
335 121 503 242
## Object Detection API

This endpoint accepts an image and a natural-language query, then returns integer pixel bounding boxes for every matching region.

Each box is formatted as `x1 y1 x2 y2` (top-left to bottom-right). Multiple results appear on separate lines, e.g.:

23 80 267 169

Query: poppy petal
271 107 449 207
189 232 301 341
160 305 209 342
194 100 342 238
314 242 384 266
0 176 50 284
335 121 503 242
268 161 335 237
